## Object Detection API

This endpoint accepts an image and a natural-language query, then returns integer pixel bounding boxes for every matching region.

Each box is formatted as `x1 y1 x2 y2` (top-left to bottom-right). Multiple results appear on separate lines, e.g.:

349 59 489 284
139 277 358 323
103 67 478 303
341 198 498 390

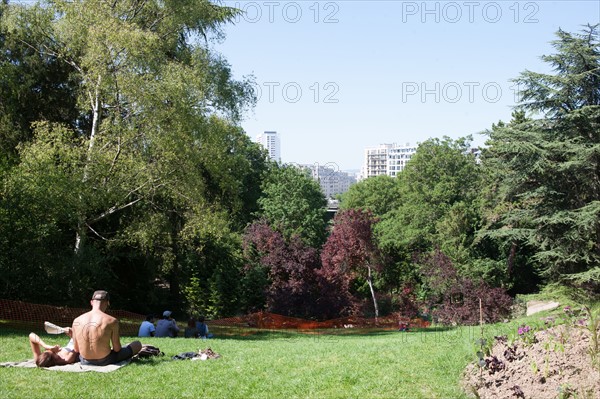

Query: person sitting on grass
195 315 213 339
28 328 78 367
155 310 180 338
184 317 198 338
138 314 156 337
72 290 142 366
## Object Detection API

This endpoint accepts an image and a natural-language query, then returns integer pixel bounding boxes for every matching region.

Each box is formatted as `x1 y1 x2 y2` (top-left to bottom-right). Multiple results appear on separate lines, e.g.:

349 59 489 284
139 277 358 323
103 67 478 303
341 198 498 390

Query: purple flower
563 306 572 313
518 325 531 335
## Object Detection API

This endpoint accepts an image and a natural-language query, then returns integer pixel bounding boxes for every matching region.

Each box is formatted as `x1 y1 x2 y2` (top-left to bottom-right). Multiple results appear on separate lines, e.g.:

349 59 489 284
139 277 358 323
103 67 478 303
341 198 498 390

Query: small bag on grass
134 344 164 359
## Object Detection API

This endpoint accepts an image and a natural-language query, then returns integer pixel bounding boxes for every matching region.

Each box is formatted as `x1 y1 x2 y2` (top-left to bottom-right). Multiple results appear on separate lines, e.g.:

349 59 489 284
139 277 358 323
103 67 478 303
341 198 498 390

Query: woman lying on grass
28 327 79 367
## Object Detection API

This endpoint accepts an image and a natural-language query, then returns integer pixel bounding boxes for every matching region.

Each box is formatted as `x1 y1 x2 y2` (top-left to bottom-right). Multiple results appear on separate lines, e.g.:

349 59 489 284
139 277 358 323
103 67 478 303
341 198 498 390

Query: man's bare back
72 290 140 365
72 307 119 360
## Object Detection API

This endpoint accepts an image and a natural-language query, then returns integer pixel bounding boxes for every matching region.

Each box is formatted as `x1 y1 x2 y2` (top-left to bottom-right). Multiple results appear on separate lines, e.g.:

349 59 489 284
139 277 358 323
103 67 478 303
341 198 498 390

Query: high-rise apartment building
362 143 417 179
255 131 281 163
386 143 418 177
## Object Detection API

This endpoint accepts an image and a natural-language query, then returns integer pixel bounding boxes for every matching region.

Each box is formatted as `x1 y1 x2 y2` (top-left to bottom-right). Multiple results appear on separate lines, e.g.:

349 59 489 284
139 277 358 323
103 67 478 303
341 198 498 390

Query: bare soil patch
463 324 600 398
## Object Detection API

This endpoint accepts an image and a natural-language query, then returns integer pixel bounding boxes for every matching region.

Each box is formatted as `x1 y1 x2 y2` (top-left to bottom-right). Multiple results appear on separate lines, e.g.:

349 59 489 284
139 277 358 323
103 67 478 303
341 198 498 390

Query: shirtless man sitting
72 290 142 366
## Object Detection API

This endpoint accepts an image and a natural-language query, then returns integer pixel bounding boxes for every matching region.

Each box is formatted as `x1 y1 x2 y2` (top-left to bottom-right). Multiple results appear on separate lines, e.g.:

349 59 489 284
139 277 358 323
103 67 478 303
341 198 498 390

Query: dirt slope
463 324 600 398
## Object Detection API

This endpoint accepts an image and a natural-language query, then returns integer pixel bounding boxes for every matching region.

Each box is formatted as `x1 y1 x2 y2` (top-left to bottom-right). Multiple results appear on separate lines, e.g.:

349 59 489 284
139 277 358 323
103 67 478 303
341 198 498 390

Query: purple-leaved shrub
419 249 513 325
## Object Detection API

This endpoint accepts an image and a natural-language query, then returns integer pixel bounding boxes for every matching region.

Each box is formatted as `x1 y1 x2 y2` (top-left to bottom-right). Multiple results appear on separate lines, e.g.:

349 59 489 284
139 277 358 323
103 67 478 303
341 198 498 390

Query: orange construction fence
0 299 145 336
211 312 430 330
0 299 430 335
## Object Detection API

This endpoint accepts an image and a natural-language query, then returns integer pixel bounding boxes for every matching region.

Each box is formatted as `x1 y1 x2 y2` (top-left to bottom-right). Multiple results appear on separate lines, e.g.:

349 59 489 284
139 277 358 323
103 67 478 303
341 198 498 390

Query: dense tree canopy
0 0 265 313
340 175 400 217
376 137 481 263
0 9 597 320
0 3 79 162
257 164 328 248
481 24 600 287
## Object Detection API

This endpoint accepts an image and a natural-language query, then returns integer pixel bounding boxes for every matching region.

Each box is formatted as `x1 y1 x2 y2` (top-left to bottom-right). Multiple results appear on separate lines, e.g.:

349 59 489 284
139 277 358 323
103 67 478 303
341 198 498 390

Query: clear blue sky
216 1 599 171
12 1 600 170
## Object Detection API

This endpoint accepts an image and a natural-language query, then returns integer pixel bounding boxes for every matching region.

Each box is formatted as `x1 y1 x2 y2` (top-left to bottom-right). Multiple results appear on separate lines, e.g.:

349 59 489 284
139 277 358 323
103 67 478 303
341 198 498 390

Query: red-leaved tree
242 220 321 318
320 209 382 319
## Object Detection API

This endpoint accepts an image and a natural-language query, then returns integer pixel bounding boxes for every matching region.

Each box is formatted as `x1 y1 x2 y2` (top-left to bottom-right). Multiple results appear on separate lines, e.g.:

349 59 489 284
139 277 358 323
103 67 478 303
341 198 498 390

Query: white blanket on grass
0 359 131 372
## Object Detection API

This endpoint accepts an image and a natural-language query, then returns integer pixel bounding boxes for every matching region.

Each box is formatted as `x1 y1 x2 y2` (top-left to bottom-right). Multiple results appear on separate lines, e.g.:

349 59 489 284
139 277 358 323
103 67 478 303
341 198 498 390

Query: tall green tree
340 174 400 218
0 0 261 310
1 0 254 253
0 1 80 162
258 165 327 248
370 137 486 301
376 136 481 266
474 111 540 292
481 24 600 286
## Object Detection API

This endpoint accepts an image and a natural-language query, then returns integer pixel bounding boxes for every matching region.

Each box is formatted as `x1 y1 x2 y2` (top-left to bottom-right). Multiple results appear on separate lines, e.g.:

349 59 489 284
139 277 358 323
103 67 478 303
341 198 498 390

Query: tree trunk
366 264 379 322
74 76 102 254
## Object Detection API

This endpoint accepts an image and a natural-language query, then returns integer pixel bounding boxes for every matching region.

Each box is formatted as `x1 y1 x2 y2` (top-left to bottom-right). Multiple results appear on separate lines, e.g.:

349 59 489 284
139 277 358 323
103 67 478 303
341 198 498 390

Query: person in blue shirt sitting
138 314 156 337
155 311 180 338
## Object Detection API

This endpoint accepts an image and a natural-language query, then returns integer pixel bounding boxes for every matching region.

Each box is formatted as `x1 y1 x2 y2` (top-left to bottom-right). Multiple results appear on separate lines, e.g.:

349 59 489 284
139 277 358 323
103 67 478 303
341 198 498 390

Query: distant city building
386 143 418 177
298 163 357 199
255 131 281 163
362 143 418 179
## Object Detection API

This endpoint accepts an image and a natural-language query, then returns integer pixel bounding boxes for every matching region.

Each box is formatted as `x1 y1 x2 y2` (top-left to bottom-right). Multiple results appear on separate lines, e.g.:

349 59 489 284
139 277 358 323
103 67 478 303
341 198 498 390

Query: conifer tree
482 24 600 286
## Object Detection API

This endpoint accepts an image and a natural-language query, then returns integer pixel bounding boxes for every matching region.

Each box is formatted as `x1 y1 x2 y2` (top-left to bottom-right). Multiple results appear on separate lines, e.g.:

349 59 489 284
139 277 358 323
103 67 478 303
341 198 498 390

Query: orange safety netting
210 312 430 330
0 299 145 336
0 299 430 334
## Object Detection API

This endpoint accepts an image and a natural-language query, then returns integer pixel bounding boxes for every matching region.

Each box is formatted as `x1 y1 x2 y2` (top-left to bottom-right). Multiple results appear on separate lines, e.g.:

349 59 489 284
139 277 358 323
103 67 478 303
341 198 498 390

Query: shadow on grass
0 321 464 343
0 328 32 337
130 356 179 367
198 325 461 341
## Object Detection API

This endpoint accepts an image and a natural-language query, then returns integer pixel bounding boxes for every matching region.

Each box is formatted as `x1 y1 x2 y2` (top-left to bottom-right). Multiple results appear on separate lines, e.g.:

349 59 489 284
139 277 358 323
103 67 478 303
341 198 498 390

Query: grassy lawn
0 316 554 399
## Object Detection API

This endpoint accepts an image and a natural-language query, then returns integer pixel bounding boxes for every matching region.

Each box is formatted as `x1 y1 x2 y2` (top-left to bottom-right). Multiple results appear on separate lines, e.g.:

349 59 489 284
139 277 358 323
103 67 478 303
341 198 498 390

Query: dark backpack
135 344 164 359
